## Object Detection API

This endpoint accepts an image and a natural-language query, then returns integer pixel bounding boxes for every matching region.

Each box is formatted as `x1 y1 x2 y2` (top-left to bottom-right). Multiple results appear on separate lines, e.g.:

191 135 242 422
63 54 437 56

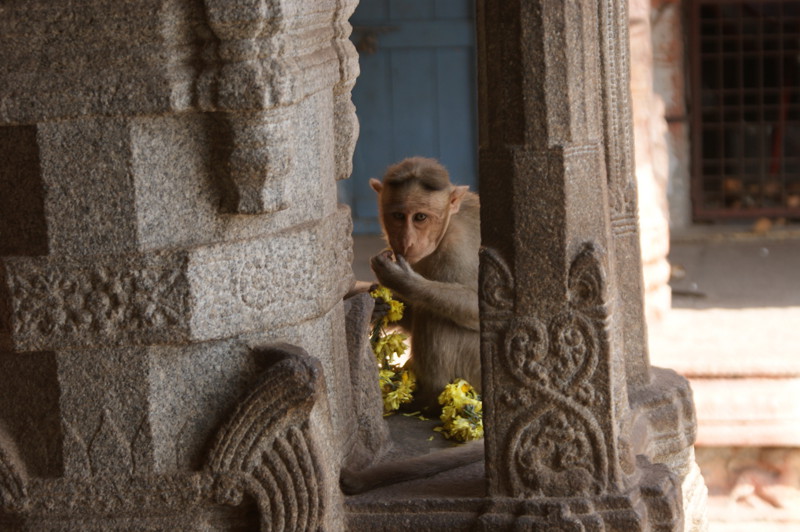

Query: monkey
369 156 481 412
339 157 483 495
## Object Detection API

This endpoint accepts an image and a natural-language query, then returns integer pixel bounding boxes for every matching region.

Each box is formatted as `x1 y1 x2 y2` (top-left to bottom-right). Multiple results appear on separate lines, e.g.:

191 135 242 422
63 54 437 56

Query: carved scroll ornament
480 244 613 497
205 345 328 531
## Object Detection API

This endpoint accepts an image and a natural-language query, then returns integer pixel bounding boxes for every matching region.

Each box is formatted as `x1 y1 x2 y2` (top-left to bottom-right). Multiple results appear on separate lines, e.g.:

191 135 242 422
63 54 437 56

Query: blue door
341 0 477 234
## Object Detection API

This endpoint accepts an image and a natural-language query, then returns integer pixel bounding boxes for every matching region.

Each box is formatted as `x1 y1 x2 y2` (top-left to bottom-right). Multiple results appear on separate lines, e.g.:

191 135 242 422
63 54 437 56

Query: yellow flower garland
368 286 483 440
370 286 414 414
437 379 483 441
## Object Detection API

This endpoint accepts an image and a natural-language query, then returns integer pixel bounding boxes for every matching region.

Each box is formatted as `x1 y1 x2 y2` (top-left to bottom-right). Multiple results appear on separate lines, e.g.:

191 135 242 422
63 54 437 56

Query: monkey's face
378 186 452 265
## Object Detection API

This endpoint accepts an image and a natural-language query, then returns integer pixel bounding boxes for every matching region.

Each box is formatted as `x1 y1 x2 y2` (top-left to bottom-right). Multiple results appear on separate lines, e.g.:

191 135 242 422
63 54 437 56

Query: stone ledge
1 208 352 352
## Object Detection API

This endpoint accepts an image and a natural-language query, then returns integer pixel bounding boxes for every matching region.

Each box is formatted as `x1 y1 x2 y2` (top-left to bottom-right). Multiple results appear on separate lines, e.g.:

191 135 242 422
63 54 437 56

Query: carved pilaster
599 0 653 387
481 244 625 498
198 0 347 213
477 0 705 528
332 0 360 181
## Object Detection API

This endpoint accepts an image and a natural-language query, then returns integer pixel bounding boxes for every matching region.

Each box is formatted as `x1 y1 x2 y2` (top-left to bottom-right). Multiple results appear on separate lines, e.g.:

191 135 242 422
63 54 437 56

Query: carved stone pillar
476 1 707 529
0 0 361 529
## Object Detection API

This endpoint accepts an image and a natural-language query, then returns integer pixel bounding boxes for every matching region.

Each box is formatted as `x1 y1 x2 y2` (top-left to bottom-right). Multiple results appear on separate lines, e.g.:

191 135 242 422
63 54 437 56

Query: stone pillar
630 0 672 324
652 0 692 232
0 0 361 529
477 1 707 529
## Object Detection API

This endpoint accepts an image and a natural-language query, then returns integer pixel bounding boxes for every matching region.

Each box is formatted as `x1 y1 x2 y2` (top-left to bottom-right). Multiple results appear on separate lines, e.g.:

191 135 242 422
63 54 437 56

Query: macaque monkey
340 157 483 495
369 157 481 411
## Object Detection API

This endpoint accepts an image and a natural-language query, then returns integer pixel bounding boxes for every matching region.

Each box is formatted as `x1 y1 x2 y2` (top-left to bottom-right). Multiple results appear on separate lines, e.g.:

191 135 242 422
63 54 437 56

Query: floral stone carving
481 244 615 497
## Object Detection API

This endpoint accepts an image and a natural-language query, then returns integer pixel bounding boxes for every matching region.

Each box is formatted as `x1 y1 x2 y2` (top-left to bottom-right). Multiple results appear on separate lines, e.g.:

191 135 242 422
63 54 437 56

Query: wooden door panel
344 0 476 233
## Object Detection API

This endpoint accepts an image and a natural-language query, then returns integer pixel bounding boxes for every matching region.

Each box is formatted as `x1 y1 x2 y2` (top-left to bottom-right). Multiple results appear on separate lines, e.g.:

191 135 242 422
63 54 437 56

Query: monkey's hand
370 251 424 298
371 250 479 331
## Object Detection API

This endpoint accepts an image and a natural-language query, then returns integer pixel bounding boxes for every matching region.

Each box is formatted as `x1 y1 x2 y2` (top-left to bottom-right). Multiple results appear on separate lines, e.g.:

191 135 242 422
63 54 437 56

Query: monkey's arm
371 253 479 331
345 280 375 299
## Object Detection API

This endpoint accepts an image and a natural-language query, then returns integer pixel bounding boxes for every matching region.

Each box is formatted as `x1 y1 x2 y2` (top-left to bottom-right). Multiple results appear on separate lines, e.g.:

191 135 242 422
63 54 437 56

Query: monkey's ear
369 178 383 194
449 185 469 213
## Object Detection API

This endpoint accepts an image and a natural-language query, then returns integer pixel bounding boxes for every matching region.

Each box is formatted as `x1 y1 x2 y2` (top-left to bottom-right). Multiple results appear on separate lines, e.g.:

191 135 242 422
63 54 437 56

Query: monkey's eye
413 213 428 222
391 212 405 221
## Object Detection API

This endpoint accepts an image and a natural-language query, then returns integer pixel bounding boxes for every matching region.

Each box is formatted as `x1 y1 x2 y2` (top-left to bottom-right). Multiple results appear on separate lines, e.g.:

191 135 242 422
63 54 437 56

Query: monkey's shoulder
416 230 479 286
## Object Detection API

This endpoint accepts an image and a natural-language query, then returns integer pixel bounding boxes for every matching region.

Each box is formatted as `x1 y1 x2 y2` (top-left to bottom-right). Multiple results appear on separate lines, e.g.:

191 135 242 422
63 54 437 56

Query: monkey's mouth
397 253 421 265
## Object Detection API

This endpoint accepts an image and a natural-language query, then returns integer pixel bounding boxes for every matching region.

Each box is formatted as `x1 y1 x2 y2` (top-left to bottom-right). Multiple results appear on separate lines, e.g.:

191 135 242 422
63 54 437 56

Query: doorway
341 0 478 233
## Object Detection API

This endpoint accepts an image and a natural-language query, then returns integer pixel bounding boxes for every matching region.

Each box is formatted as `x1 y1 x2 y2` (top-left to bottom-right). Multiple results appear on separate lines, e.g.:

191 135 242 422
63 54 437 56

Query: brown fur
370 157 481 410
340 158 483 495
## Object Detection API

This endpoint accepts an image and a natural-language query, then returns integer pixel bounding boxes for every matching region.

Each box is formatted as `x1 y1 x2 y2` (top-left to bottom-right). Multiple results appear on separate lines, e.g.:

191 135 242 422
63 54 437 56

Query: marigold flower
381 369 416 413
386 299 405 324
370 285 394 303
437 378 483 442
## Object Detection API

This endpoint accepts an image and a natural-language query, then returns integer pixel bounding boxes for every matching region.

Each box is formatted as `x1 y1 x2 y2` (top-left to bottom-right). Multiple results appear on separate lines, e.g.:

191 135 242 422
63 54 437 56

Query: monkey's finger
369 253 386 269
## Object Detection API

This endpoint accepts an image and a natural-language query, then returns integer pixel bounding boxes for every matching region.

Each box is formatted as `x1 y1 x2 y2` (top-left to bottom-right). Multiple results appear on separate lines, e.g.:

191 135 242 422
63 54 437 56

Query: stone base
346 460 683 531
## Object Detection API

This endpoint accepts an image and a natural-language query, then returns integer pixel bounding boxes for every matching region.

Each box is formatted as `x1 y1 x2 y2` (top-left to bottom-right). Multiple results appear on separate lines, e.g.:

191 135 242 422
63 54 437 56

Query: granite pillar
476 1 707 529
0 0 364 529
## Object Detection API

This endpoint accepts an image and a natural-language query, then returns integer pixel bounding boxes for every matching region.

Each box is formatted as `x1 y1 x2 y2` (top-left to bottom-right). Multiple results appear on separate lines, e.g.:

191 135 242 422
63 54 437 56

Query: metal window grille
690 0 800 220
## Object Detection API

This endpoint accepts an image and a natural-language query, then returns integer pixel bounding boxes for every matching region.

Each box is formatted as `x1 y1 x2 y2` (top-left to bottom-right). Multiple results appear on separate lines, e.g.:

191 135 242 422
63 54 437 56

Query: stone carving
482 243 612 497
333 89 359 182
206 346 327 531
341 293 389 471
599 0 638 221
492 243 608 401
237 258 278 311
199 0 294 111
210 109 294 215
332 0 360 182
478 247 515 317
508 403 608 497
63 411 151 479
6 257 189 350
611 212 640 237
5 207 353 350
198 0 353 214
198 0 297 214
86 411 133 477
